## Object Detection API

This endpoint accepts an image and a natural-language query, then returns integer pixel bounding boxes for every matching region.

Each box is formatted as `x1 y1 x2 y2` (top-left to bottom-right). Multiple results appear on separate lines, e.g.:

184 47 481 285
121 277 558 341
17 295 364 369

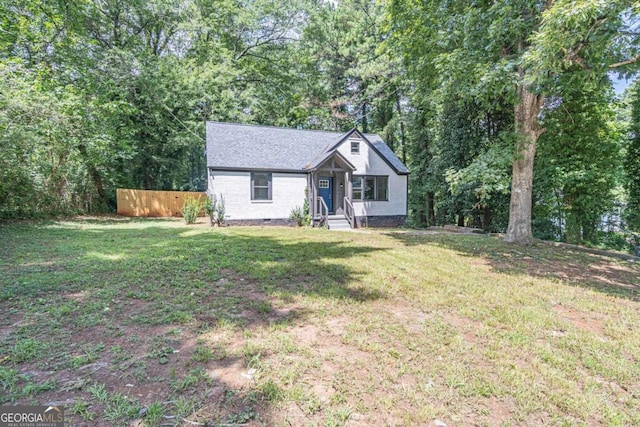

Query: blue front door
318 177 333 213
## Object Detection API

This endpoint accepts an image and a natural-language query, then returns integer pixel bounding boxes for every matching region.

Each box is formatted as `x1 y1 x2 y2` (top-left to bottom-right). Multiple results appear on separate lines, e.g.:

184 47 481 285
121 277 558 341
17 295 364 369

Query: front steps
327 215 352 230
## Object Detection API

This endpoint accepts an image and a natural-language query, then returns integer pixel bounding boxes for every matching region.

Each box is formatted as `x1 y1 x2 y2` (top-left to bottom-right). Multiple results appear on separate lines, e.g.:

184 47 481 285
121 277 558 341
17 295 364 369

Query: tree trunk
483 206 492 232
428 191 435 226
504 83 544 244
395 97 407 164
361 101 368 133
78 144 113 211
400 119 407 164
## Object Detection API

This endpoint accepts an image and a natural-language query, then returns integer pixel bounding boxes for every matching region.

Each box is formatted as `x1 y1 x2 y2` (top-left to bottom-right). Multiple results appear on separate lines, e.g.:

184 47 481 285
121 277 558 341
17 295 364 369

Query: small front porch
307 151 356 229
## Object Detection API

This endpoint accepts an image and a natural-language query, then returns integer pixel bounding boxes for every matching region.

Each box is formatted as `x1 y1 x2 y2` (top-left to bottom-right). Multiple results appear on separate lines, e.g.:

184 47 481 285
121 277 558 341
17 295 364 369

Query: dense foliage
1 0 639 251
627 80 640 233
390 0 639 248
534 83 624 244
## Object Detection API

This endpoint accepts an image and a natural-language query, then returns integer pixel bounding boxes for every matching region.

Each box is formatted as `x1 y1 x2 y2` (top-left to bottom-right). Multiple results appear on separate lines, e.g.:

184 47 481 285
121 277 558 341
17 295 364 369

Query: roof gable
206 122 409 175
327 129 409 175
305 149 356 172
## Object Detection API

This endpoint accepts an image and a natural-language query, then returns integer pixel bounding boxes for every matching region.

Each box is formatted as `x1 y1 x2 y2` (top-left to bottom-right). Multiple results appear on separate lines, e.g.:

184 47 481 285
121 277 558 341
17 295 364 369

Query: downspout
348 171 354 227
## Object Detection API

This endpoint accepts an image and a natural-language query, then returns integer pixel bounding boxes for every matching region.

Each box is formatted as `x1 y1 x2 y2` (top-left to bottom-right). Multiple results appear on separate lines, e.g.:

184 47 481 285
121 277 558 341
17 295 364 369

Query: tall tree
300 0 406 140
390 0 640 244
626 79 640 231
406 104 436 226
0 0 319 217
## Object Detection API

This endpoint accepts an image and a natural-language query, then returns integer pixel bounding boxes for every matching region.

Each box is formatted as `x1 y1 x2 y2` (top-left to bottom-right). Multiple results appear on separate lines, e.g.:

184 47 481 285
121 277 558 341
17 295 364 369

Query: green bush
595 231 633 253
205 193 227 226
181 195 203 224
204 197 213 220
289 206 305 226
303 196 310 225
289 197 311 227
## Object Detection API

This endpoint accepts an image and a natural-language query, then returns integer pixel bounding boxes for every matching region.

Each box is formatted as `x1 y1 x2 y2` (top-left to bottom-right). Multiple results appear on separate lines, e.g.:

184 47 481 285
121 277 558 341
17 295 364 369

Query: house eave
208 166 308 174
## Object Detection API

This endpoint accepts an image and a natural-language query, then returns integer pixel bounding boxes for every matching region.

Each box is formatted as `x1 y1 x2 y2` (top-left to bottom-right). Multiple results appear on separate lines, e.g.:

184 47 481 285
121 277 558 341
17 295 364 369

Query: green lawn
1 218 639 426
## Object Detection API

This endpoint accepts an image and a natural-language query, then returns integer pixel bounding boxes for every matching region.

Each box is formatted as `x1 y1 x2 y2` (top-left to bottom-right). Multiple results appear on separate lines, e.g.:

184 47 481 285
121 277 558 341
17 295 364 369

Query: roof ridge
207 121 350 136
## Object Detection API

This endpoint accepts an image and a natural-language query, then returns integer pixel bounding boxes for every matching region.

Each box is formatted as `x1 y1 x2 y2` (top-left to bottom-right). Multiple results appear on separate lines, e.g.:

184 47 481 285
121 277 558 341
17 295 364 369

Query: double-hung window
251 172 272 200
351 176 388 201
350 140 360 154
352 176 363 200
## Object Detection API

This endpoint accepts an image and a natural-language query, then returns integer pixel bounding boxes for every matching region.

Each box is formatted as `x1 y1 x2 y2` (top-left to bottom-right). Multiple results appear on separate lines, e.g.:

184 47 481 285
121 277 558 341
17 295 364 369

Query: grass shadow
385 231 640 302
0 219 388 426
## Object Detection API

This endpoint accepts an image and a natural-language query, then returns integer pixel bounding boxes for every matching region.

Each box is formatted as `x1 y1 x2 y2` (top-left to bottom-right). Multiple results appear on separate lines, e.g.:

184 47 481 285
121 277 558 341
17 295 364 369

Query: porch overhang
306 149 356 228
304 149 356 173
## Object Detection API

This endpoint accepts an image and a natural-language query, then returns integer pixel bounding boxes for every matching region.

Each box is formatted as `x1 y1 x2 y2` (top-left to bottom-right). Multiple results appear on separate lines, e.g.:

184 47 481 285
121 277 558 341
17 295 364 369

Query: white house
206 122 409 229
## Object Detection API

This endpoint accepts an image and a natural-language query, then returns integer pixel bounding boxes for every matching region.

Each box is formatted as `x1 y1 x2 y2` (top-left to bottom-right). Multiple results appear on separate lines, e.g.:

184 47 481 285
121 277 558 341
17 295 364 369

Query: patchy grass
0 218 639 426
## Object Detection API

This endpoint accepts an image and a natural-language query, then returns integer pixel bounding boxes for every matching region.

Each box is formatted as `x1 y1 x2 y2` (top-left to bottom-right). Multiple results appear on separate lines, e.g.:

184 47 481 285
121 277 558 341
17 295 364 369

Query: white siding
336 138 407 217
208 170 307 220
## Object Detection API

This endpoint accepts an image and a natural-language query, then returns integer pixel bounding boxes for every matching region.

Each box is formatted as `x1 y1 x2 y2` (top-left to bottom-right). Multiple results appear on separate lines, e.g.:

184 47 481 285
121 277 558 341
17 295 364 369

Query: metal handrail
343 197 355 229
316 197 329 227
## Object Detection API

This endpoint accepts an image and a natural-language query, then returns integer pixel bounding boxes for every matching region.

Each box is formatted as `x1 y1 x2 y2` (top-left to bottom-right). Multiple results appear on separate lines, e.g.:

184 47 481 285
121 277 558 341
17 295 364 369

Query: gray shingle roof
206 122 409 175
357 134 410 175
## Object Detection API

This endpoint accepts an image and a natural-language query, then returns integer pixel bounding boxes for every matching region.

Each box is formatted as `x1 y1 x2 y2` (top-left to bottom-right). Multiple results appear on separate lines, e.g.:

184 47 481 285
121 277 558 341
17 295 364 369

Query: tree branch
609 52 640 69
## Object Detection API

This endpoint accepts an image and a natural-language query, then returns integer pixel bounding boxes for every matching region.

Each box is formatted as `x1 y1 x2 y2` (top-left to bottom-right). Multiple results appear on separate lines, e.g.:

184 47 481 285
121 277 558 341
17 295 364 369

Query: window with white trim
251 172 272 200
351 176 388 201
350 140 360 153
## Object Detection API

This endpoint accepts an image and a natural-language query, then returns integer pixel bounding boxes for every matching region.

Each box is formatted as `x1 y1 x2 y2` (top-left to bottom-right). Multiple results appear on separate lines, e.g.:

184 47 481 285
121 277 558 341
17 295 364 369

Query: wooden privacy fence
117 189 207 217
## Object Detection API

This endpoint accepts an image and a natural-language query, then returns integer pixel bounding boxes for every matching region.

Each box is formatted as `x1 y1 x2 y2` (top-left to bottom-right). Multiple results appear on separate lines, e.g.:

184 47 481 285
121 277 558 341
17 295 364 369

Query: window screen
251 172 272 200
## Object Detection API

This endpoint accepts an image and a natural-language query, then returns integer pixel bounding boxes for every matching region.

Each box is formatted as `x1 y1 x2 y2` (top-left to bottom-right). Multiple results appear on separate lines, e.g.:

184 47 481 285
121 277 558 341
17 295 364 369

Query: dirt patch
290 323 322 347
388 305 429 334
472 396 516 425
0 316 22 342
324 315 350 335
64 291 90 302
552 304 605 335
25 314 262 425
208 357 254 389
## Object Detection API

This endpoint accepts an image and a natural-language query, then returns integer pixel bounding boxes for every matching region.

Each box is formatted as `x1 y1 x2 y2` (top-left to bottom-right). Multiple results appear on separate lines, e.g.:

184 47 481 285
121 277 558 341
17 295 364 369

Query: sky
613 76 632 95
